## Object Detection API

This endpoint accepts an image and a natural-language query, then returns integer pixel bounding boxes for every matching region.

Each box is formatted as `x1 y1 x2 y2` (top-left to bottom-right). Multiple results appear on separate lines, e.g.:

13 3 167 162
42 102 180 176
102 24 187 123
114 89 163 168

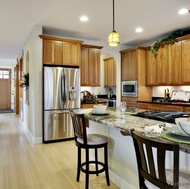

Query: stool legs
76 146 110 189
104 145 110 186
85 148 89 189
77 147 81 182
95 148 98 176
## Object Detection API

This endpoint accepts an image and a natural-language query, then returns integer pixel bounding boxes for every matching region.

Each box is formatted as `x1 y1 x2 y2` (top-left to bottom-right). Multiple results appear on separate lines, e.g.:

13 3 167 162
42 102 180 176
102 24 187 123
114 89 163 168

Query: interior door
0 69 11 109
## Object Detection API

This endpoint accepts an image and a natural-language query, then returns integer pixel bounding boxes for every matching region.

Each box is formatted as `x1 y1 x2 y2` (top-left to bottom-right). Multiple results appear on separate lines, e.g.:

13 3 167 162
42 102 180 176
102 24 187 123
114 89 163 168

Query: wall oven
122 80 138 97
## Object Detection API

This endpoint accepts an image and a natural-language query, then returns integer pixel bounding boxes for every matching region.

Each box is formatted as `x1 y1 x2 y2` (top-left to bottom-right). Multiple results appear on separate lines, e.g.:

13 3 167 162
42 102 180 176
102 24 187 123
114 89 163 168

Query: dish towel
144 123 173 134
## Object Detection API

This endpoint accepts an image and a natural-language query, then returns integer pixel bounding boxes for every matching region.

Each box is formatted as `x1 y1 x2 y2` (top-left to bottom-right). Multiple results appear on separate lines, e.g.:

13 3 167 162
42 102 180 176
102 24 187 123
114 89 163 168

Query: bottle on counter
167 88 170 99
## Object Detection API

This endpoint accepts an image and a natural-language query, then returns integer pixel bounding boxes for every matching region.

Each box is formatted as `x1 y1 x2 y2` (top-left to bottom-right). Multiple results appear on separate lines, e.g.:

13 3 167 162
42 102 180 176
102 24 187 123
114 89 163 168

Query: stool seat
77 134 108 146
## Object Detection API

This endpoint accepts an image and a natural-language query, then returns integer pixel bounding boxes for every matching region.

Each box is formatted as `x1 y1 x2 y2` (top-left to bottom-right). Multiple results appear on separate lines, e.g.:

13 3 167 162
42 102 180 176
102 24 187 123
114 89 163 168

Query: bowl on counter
92 105 107 113
175 118 190 136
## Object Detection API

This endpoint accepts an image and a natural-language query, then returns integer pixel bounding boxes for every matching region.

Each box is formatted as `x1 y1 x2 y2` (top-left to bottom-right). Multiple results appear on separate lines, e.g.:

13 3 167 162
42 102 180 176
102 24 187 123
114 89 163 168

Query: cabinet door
43 40 62 64
62 42 81 66
80 47 89 86
181 39 190 84
88 48 100 86
146 49 157 85
156 45 168 85
121 50 137 81
168 42 182 85
104 58 116 87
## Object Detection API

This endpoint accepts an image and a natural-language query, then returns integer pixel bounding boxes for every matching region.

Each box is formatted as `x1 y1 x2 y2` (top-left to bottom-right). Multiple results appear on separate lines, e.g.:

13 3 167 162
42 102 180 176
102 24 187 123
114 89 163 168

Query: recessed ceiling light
135 28 143 33
178 8 189 15
80 16 88 22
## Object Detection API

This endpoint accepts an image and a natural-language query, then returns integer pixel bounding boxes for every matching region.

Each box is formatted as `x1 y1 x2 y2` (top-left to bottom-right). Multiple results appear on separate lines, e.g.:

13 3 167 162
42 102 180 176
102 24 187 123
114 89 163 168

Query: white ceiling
0 0 190 60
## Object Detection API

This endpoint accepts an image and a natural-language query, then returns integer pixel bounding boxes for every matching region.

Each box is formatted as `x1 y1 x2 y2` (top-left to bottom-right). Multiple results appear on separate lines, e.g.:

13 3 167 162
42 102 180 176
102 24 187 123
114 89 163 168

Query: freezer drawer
44 110 74 142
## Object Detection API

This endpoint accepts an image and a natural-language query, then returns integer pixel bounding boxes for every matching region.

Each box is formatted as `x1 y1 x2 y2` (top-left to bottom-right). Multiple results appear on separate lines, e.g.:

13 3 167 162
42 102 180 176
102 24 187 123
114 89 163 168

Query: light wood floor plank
0 113 119 189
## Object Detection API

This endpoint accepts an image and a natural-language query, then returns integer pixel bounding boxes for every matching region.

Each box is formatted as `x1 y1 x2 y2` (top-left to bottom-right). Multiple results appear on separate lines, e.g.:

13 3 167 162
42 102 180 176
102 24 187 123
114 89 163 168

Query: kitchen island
75 107 190 189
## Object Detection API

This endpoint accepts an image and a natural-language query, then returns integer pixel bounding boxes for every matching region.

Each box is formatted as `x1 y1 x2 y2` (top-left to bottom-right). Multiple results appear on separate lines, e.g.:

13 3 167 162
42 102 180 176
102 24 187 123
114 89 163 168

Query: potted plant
20 72 29 89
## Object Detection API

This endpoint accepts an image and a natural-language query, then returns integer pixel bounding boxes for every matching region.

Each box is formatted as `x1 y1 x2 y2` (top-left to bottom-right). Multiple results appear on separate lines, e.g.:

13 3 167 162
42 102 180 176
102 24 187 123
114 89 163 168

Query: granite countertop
75 107 190 153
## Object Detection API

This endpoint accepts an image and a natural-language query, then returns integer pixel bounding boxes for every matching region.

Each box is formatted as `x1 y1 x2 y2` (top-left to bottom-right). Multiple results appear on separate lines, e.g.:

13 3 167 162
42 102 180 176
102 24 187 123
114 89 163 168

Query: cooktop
132 110 190 124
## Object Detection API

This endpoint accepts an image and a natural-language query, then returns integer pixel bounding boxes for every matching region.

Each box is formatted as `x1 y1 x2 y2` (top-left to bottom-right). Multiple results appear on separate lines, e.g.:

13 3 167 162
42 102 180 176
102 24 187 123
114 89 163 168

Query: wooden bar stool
131 130 180 189
70 110 110 189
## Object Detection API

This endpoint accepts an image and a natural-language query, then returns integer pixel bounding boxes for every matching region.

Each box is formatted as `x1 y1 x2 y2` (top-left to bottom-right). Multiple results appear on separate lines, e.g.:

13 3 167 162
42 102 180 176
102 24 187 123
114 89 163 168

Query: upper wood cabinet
146 47 157 85
181 38 190 84
62 42 81 66
121 49 137 80
80 45 102 86
80 44 103 86
104 57 116 87
156 45 168 85
43 39 63 65
146 45 169 86
39 35 83 66
120 47 152 102
168 41 182 85
146 34 190 86
81 47 89 86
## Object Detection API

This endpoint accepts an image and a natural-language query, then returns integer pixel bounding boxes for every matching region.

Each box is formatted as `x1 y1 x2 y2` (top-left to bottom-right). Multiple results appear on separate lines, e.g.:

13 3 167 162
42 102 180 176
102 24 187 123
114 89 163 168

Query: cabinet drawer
148 104 165 110
138 103 149 109
184 107 190 113
165 105 184 112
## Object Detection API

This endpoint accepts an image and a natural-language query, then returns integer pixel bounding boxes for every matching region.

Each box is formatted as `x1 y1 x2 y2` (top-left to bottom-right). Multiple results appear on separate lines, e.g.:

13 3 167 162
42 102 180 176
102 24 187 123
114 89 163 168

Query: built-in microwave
122 80 138 97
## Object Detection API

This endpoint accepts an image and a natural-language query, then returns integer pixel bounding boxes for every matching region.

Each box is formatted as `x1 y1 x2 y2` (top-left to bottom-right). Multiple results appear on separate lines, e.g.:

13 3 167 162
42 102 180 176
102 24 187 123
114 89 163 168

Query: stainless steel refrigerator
43 65 80 143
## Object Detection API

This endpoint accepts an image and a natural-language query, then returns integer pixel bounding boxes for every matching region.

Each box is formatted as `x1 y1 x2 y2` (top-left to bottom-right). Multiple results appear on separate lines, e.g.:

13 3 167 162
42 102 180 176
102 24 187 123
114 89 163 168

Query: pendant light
108 0 120 47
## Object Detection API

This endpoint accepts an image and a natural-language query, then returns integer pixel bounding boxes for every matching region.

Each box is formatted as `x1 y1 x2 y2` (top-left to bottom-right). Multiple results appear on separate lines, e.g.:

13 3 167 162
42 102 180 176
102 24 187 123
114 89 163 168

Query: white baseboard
23 123 42 144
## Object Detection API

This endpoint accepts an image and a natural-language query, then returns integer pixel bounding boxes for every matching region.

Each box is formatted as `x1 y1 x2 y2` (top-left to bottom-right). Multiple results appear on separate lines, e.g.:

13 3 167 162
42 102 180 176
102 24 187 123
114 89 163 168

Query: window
0 70 9 79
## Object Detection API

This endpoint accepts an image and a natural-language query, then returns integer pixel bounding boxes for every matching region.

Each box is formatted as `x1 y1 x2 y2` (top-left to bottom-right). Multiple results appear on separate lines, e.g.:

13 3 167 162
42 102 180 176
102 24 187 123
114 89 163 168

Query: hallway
0 113 118 189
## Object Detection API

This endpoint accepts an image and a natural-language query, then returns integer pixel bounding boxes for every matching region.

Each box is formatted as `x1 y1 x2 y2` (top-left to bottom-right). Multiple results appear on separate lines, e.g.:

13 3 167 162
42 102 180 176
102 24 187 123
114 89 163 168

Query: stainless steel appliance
133 110 190 123
122 80 138 97
43 65 80 143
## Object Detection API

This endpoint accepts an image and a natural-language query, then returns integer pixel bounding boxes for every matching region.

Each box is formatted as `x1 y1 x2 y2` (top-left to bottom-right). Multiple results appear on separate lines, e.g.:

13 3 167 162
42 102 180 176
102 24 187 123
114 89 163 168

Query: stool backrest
131 130 179 189
70 110 87 145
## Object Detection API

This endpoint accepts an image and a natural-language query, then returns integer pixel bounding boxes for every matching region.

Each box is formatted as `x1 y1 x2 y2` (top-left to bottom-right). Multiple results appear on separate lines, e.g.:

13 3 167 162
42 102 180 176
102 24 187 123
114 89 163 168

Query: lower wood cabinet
165 105 183 112
137 102 188 112
121 97 138 108
148 104 165 110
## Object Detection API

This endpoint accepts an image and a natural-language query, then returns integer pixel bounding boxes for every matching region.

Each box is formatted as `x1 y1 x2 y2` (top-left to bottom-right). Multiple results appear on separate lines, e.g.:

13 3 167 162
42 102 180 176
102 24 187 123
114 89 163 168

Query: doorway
0 69 11 109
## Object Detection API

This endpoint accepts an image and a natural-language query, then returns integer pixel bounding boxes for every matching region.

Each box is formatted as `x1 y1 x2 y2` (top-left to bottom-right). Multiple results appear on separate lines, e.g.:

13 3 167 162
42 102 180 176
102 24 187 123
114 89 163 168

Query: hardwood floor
0 113 119 189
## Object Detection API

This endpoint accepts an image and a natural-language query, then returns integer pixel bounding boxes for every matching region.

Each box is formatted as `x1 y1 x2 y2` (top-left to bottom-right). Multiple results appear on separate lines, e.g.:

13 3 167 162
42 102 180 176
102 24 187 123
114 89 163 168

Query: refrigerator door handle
61 70 66 108
49 110 69 115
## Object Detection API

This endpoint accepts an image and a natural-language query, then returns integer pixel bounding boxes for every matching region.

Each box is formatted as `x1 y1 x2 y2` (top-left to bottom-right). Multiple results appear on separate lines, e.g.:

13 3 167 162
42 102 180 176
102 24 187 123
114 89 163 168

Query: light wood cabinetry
62 42 81 66
40 35 83 66
148 104 165 110
165 105 183 112
43 40 63 64
168 41 182 85
120 47 152 106
137 102 188 112
104 57 116 87
121 97 138 107
156 45 168 85
146 48 157 85
181 38 190 84
81 44 103 86
146 35 190 86
184 107 190 112
121 49 137 80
